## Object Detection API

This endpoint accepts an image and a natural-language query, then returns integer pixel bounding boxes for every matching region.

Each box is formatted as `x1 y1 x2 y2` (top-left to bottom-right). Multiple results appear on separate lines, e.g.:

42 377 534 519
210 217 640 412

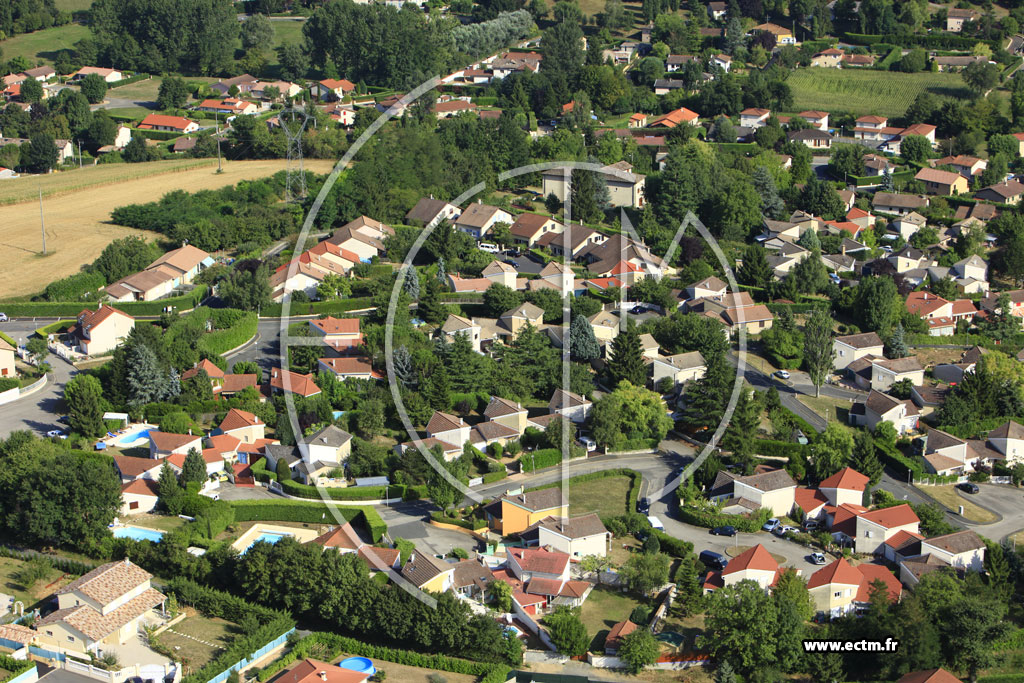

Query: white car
478 242 501 253
578 436 597 452
775 370 790 379
0 312 7 322
773 525 798 536
762 518 781 532
46 429 67 439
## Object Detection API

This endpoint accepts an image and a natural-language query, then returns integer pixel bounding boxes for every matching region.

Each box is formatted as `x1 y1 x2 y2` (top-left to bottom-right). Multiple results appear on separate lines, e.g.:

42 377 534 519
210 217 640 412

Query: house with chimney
702 544 783 593
807 557 902 619
405 197 461 229
849 391 919 435
523 514 610 558
485 488 568 535
147 431 203 459
707 468 797 516
68 305 135 355
832 332 884 370
36 559 167 656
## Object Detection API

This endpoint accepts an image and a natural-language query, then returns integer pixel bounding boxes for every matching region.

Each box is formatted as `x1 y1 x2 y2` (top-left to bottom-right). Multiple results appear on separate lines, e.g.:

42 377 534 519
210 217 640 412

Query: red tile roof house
309 316 362 353
604 619 638 655
148 431 203 459
896 670 962 683
120 478 161 515
214 408 265 443
311 78 356 102
270 658 372 683
68 305 135 355
268 367 321 397
136 114 199 134
807 557 902 619
196 98 258 116
317 356 382 381
702 544 783 594
853 504 921 554
36 559 167 656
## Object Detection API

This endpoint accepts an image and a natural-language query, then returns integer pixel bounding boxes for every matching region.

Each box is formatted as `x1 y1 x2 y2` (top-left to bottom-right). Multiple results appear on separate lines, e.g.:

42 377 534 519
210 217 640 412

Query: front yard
567 475 633 519
579 586 649 653
157 611 236 672
920 485 999 524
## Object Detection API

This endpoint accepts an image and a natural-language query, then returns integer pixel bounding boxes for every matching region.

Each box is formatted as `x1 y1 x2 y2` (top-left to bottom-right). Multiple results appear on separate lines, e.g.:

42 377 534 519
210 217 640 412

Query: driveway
958 483 1024 541
0 321 74 439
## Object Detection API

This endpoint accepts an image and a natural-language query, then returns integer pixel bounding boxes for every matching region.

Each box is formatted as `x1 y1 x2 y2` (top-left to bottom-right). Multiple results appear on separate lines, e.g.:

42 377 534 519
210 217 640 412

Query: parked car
0 312 8 322
698 550 728 571
46 429 67 439
958 482 980 494
502 259 518 267
762 518 781 532
578 436 597 452
629 305 647 314
775 370 790 379
809 552 827 565
794 429 809 445
479 242 501 253
773 525 798 537
803 520 820 532
710 525 737 536
637 498 651 514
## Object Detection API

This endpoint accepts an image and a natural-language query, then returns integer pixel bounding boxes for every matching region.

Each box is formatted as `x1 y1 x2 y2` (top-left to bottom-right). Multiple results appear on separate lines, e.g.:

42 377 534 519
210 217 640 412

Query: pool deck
101 423 158 449
230 523 319 554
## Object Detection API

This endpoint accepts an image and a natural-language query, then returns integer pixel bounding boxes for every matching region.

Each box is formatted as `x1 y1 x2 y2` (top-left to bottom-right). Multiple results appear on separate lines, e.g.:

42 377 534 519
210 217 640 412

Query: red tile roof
274 659 370 683
722 544 778 575
820 466 869 492
138 114 196 131
219 408 260 433
269 369 321 397
509 547 570 575
120 478 160 497
859 504 919 529
896 670 961 683
794 487 829 513
149 431 201 453
181 358 225 381
310 316 361 336
855 563 902 603
807 557 861 589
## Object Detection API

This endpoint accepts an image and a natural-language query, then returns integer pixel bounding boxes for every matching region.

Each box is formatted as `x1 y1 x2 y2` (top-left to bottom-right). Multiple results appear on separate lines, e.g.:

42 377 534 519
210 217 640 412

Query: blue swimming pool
118 429 152 445
113 526 165 543
241 532 289 554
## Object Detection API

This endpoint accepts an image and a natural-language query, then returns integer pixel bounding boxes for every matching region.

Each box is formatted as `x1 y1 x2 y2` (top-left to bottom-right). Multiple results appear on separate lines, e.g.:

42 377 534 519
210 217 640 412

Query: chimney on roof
318 673 327 682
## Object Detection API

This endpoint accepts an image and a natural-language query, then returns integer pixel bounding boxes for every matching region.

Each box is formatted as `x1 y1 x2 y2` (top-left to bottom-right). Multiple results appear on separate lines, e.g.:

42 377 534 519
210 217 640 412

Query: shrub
674 505 771 533
518 448 562 472
226 500 389 541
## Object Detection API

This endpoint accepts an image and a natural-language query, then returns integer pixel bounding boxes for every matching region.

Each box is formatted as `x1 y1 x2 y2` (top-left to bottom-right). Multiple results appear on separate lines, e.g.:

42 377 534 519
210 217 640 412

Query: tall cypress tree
684 349 731 428
181 448 206 486
569 314 600 362
606 326 646 387
417 278 445 325
157 461 183 515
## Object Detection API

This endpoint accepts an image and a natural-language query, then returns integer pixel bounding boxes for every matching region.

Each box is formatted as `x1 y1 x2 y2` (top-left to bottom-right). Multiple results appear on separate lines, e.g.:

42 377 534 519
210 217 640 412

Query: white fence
512 599 556 651
62 656 179 683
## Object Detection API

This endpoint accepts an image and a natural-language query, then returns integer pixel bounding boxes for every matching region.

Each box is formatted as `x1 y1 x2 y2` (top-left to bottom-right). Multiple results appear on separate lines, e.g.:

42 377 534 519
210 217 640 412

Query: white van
479 242 500 253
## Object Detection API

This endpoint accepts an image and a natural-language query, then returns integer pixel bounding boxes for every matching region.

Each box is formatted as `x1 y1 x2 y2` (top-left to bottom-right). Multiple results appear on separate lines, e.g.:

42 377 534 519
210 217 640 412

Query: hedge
109 72 151 88
0 331 15 348
980 677 1024 683
0 378 19 393
261 297 374 317
482 469 508 483
166 578 295 683
841 31 980 50
0 286 207 317
876 439 924 479
132 128 186 141
674 504 772 533
0 546 95 575
35 319 74 337
0 655 35 683
430 512 486 530
755 439 809 459
256 632 508 683
651 529 693 558
527 468 640 521
226 500 386 542
990 627 1024 652
518 447 563 472
197 312 258 356
766 301 830 314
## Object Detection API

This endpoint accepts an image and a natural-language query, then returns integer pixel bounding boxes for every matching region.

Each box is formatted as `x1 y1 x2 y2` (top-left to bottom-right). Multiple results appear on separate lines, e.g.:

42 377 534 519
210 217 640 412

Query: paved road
0 321 75 438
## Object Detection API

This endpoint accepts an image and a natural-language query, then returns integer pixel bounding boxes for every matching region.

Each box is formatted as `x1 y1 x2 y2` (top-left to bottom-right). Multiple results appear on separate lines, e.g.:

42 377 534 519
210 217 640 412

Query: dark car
958 482 980 494
637 498 651 514
629 305 647 314
710 525 737 537
699 549 728 571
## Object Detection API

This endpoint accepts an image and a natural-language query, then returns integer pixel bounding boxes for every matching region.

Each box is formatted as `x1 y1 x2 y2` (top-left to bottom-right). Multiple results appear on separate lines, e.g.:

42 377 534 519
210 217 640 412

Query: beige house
807 557 902 619
550 388 591 422
848 356 924 392
303 424 353 467
499 302 544 336
310 316 362 353
37 559 166 655
484 396 528 435
120 479 160 516
439 314 482 353
848 390 919 435
988 420 1024 466
832 331 884 370
542 162 645 209
854 504 920 554
588 310 620 344
216 408 265 443
533 262 575 294
509 213 564 247
919 530 985 572
482 260 518 288
717 469 797 516
533 514 610 558
685 276 728 301
915 168 968 196
326 216 393 261
453 203 513 239
647 351 706 388
0 338 15 377
69 305 135 355
148 431 203 459
818 467 869 507
704 544 780 593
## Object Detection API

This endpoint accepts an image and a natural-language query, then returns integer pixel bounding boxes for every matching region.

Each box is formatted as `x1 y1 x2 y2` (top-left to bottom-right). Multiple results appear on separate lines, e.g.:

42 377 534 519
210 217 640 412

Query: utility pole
38 186 46 255
78 140 82 169
216 113 222 173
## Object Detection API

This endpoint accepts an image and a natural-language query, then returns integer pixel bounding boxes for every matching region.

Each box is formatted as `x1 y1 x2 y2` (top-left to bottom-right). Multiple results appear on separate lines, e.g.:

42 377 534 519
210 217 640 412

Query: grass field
787 67 972 118
0 557 70 610
567 475 633 519
923 485 999 523
0 158 337 298
797 394 857 434
0 23 90 67
159 612 235 671
54 0 95 11
579 586 646 652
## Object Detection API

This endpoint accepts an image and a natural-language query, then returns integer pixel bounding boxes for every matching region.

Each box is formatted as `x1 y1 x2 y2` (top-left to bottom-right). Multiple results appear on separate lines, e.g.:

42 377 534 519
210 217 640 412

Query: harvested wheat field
0 158 339 298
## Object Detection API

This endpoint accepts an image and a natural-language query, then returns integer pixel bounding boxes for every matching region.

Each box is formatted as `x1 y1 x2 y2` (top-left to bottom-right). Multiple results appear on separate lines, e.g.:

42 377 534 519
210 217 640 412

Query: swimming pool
241 532 290 554
113 526 165 543
118 429 152 446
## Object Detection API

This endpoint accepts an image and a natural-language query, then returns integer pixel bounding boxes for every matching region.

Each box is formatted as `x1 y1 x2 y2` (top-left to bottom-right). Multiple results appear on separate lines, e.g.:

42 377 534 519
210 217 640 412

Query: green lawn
567 475 633 519
0 23 90 66
0 557 67 611
158 613 236 671
54 0 94 12
787 67 972 118
261 20 307 77
578 586 648 652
